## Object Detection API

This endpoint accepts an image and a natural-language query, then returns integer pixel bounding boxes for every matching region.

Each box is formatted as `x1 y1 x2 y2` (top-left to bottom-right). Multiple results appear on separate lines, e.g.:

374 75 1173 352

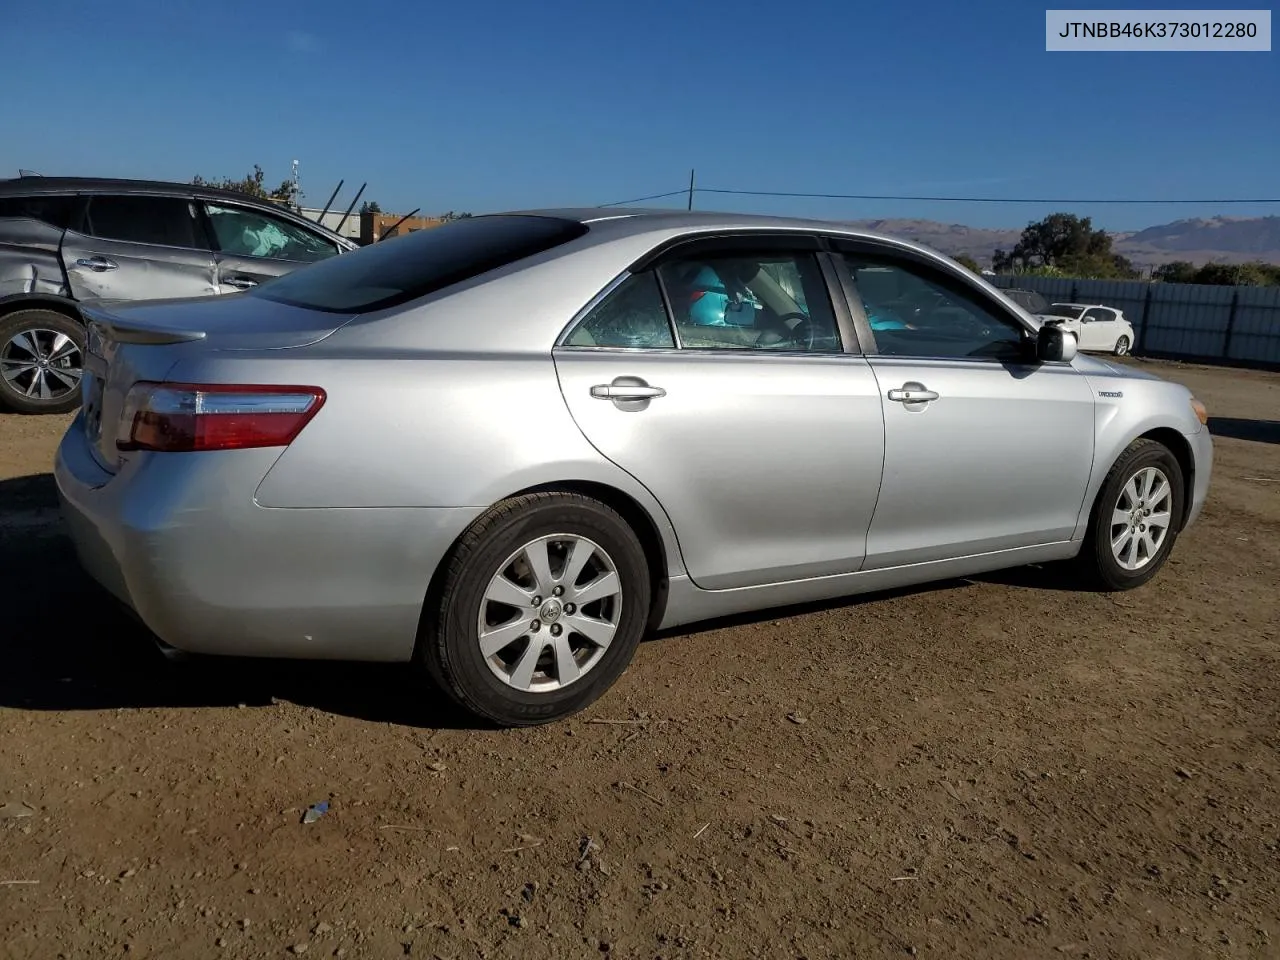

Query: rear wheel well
1138 427 1194 529
518 481 671 632
0 298 83 325
422 481 673 637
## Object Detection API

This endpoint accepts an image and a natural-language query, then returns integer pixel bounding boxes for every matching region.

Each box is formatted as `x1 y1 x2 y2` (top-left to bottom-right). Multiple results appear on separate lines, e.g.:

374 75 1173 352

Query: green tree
1152 261 1198 284
438 211 473 221
993 212 1138 279
192 166 297 209
359 200 382 214
953 254 982 274
193 164 269 198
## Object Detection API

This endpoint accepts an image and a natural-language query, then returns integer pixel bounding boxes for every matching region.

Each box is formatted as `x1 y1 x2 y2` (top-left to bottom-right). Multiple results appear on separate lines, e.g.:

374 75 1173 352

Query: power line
696 187 1280 205
599 185 1280 206
597 189 689 208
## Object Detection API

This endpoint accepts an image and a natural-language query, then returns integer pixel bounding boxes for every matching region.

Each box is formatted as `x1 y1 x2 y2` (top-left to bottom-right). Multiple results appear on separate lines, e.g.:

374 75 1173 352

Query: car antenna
376 208 420 242
332 182 367 238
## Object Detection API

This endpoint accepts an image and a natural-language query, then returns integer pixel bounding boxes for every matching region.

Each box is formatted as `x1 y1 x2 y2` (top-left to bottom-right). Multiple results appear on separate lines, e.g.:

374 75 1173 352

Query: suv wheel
0 309 86 414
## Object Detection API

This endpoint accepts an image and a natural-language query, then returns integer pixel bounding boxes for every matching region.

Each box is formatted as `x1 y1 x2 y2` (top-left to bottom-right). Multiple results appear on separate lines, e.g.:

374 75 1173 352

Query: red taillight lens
689 290 707 302
117 382 326 452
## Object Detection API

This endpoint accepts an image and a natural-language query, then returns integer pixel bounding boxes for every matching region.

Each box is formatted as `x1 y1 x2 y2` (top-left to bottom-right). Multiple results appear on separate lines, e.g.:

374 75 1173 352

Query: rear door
61 193 217 301
554 235 886 591
201 200 343 293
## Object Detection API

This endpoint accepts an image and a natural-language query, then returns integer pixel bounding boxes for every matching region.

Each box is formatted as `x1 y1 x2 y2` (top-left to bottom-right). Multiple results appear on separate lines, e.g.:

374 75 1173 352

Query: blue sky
2 0 1276 230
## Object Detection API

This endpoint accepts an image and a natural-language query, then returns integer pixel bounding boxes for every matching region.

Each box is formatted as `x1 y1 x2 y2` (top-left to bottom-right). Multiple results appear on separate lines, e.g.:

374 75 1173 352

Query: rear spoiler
80 301 207 346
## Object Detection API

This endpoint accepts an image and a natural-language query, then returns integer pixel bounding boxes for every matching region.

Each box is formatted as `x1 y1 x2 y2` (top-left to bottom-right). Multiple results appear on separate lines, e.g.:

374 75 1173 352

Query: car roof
502 206 969 257
0 175 277 205
1053 302 1115 310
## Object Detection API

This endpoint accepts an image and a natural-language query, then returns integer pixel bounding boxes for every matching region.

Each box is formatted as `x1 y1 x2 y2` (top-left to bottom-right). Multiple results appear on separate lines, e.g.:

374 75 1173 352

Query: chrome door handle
76 256 118 272
222 276 257 289
887 385 939 403
590 383 666 400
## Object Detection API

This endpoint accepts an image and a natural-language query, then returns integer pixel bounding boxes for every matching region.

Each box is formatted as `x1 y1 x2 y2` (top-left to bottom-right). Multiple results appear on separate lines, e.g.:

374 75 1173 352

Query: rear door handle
590 383 666 400
887 384 939 403
75 256 118 272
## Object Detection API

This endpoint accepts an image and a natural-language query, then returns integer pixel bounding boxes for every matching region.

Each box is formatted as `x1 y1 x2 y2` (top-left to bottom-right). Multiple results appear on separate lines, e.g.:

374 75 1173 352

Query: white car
1037 303 1135 356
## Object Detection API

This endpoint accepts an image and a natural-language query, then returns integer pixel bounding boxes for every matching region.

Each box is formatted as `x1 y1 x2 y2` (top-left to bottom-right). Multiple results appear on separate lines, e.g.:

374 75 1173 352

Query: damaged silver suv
0 175 355 413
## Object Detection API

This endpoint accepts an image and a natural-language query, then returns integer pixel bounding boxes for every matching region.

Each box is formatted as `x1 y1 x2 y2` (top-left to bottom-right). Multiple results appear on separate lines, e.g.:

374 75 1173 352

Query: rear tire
418 492 651 726
1077 438 1184 591
0 309 86 414
1113 335 1130 356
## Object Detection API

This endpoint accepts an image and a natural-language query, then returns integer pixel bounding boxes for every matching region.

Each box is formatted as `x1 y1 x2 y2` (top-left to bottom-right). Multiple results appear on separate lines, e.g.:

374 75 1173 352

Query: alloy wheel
1109 466 1173 571
477 534 622 692
0 327 84 401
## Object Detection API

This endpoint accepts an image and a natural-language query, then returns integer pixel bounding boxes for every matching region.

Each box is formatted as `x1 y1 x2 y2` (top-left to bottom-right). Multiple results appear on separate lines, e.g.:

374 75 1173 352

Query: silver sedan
55 210 1214 725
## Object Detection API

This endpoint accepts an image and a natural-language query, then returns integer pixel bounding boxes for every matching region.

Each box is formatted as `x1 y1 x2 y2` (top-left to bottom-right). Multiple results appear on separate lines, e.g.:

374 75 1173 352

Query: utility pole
687 169 695 210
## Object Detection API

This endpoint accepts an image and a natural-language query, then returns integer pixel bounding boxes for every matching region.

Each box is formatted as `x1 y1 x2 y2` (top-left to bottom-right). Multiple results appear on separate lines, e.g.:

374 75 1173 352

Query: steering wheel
754 311 815 350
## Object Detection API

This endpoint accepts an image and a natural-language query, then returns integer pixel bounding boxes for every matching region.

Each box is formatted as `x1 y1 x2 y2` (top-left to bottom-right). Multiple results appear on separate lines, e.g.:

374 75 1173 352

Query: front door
201 201 343 294
61 194 217 301
1080 306 1119 351
832 246 1097 570
554 240 885 591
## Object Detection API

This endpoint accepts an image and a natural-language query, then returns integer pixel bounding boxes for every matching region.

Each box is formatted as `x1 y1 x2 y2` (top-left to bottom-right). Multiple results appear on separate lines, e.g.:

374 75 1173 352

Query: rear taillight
689 290 707 302
117 382 326 453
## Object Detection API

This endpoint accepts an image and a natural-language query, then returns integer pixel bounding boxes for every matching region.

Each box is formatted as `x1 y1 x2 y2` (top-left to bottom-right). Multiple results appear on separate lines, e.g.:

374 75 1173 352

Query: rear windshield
250 214 588 313
1042 304 1085 319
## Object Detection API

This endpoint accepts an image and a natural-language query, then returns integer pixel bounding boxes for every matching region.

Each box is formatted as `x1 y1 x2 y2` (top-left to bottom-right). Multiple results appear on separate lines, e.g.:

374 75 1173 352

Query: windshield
250 214 589 313
1042 304 1085 319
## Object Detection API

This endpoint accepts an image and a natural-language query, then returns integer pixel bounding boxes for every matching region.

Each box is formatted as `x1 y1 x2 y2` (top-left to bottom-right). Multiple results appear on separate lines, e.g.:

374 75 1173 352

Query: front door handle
222 276 258 289
75 256 118 272
590 382 666 401
887 383 939 403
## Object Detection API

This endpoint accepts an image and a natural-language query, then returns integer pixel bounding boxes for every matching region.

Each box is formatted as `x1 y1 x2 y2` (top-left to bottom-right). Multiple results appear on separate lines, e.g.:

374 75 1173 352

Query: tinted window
657 251 841 352
841 255 1028 361
205 203 339 263
1082 307 1112 322
251 215 589 313
0 195 73 229
565 273 674 348
1042 304 1085 319
84 195 208 249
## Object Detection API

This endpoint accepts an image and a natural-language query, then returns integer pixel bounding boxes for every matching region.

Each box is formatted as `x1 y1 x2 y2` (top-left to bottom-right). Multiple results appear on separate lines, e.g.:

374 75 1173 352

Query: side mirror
1036 321 1078 362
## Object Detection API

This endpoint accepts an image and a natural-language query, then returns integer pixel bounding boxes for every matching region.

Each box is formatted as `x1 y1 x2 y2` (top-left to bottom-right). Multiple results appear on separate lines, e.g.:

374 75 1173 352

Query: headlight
1189 396 1208 426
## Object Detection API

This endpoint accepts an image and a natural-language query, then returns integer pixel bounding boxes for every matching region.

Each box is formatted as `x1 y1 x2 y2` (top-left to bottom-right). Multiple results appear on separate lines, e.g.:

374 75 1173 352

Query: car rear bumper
54 415 480 662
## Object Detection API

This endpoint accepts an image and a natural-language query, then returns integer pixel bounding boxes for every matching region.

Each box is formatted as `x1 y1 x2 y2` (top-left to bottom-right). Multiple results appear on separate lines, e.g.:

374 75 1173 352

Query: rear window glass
0 194 74 230
250 215 590 313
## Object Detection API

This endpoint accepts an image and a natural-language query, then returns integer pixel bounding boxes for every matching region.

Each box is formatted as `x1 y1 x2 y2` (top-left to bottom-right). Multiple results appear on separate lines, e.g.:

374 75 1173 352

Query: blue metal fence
987 275 1280 368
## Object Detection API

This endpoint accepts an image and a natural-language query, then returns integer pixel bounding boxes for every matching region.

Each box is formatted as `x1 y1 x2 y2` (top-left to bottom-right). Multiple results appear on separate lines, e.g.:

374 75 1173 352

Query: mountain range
844 216 1280 269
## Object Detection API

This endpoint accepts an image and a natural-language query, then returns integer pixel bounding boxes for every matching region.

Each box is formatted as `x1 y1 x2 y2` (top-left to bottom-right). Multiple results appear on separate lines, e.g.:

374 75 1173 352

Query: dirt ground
1 357 1277 960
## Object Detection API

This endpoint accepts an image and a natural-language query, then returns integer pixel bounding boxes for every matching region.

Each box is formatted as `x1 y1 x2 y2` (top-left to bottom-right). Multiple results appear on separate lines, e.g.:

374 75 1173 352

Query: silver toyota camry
55 210 1214 726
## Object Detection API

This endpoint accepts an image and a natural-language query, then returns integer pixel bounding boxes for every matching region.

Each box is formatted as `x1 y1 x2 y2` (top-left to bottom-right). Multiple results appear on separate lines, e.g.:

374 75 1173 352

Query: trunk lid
78 295 355 472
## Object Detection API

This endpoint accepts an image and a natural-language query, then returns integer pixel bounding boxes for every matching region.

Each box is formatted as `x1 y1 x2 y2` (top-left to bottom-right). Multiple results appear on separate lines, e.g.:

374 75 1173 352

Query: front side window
564 273 675 348
205 203 339 263
82 195 208 249
1044 304 1086 320
840 254 1028 361
657 252 841 352
1082 307 1112 323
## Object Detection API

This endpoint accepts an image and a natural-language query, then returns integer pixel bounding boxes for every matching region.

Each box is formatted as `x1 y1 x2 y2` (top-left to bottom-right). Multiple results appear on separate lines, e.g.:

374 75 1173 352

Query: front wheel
0 309 86 414
1113 335 1131 356
419 492 652 726
1078 438 1184 591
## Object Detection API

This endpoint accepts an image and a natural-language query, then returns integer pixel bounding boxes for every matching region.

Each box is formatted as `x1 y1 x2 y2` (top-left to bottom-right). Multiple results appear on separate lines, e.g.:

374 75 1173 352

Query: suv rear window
0 194 74 230
250 214 589 313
